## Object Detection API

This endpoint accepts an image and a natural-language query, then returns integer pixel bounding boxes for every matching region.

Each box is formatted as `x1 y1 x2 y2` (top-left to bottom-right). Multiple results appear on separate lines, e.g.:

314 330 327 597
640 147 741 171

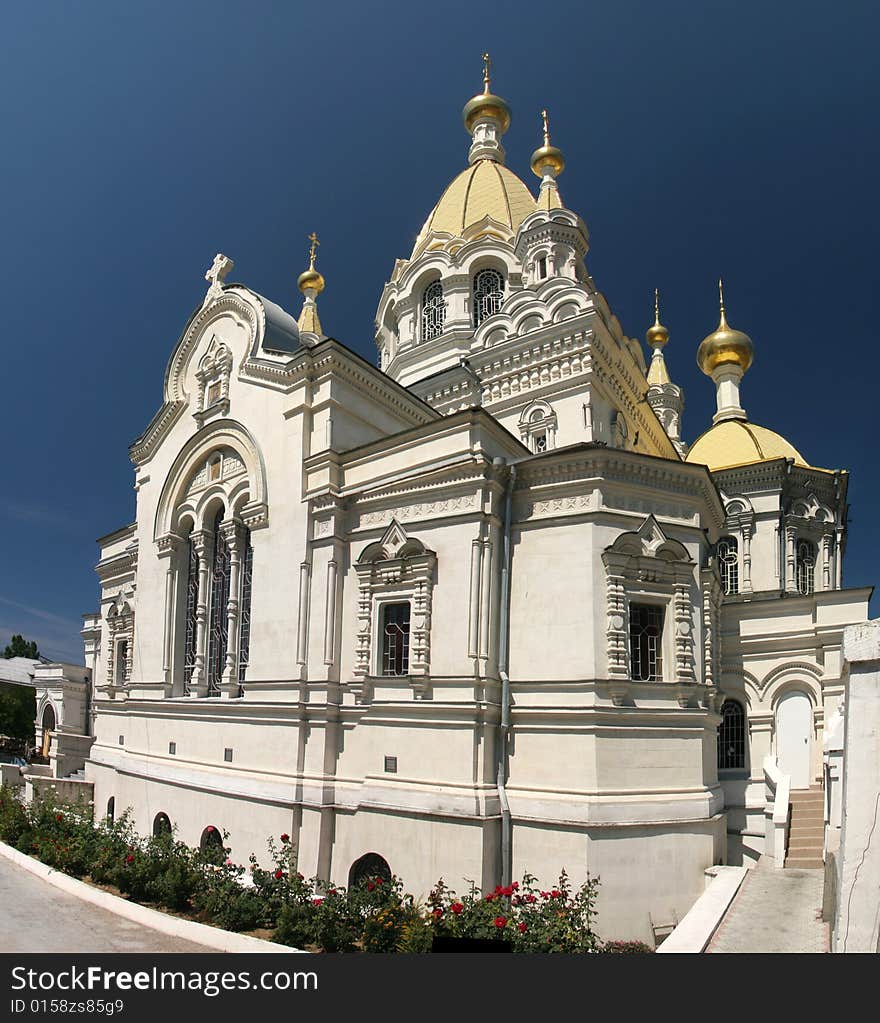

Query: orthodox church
74 60 870 942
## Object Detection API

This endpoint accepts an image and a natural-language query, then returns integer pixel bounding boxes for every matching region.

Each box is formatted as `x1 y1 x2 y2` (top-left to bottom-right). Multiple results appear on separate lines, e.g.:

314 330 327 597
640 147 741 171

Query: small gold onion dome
646 288 669 348
463 52 511 134
531 109 565 178
297 232 325 295
697 279 753 375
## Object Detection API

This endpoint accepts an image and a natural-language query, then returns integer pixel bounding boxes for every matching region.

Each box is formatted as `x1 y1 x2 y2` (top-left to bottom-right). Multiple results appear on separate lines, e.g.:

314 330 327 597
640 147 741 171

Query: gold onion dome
646 288 669 348
697 279 753 375
462 52 511 134
531 109 565 178
297 232 325 295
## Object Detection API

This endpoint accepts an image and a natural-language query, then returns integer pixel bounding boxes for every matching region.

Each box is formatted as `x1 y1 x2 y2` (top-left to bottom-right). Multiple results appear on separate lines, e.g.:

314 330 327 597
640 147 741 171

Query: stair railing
763 755 791 869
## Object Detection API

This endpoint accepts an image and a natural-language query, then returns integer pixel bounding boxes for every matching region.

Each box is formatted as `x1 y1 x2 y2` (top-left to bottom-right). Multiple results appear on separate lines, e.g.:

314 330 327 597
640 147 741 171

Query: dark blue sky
2 1 878 662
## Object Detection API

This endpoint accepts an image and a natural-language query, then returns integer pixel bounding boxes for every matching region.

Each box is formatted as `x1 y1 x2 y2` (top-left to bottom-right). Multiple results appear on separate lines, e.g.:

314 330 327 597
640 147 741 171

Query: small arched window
717 536 739 595
796 540 816 594
717 699 746 770
421 280 445 342
200 825 225 864
106 797 115 824
153 812 172 838
349 852 392 889
473 269 505 327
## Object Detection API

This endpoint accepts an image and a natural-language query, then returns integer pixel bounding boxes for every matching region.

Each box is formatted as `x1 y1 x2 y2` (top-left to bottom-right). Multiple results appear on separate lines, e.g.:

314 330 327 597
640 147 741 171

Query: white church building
73 64 870 942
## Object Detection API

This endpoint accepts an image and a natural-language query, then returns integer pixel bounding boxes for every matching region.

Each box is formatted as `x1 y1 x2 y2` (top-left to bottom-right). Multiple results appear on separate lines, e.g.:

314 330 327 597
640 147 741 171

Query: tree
3 634 39 659
0 682 36 742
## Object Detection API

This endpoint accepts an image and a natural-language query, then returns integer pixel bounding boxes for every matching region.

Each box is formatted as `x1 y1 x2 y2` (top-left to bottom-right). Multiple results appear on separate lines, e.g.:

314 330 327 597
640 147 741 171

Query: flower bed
0 785 647 953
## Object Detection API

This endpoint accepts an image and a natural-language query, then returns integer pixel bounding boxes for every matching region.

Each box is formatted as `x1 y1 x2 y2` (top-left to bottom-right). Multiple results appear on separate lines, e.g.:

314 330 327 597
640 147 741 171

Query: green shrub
602 939 653 954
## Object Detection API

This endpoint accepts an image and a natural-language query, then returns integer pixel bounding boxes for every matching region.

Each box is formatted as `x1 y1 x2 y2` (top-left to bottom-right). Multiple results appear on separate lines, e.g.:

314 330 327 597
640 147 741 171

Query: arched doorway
349 852 392 889
776 690 812 789
40 704 56 758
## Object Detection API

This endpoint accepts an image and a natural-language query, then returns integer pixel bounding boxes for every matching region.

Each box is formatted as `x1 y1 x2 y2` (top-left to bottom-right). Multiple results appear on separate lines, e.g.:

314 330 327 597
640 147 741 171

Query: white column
741 525 753 593
221 522 243 696
834 528 844 589
158 535 182 696
478 538 493 670
468 539 483 662
821 533 832 592
323 559 338 666
785 526 797 594
189 530 212 697
296 561 311 670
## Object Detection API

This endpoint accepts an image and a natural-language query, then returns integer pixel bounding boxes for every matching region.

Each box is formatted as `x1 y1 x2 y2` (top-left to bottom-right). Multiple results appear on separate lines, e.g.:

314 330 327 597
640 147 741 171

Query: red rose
551 889 561 899
485 893 495 902
312 897 323 906
375 876 383 885
525 894 537 904
540 891 550 899
367 882 375 892
274 869 284 880
518 922 527 933
280 833 290 843
206 826 215 833
432 908 443 919
494 885 503 895
55 814 63 822
493 916 507 928
512 882 519 890
451 902 464 914
125 854 134 864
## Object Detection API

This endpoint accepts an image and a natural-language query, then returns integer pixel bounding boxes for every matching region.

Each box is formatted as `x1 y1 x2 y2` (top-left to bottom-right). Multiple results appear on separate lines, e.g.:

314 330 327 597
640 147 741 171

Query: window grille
629 603 664 681
238 530 253 686
381 601 411 676
717 700 746 770
533 431 548 453
183 538 199 695
206 509 230 695
717 536 739 595
421 280 446 341
796 540 816 595
473 269 505 327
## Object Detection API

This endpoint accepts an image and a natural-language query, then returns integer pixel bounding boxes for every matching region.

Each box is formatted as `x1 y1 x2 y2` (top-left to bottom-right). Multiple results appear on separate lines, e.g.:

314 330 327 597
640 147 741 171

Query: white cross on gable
205 253 234 287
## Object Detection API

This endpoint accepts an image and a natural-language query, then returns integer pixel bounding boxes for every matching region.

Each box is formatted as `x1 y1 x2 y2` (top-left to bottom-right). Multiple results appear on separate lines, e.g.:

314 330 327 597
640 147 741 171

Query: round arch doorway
40 704 56 759
776 689 812 789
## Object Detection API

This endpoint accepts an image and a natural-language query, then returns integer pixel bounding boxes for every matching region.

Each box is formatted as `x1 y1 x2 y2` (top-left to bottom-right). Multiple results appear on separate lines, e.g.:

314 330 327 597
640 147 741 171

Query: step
785 857 823 869
787 842 824 855
788 828 825 842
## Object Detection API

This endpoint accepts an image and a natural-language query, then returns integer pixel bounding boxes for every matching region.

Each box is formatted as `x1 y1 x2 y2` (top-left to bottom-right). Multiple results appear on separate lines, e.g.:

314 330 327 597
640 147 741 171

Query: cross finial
482 52 491 93
654 287 660 325
205 253 233 289
541 108 550 146
718 277 728 326
308 232 320 270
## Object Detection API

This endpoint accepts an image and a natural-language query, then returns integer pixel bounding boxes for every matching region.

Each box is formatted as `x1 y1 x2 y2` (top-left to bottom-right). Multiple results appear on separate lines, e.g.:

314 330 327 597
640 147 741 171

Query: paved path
707 859 827 953
0 856 212 952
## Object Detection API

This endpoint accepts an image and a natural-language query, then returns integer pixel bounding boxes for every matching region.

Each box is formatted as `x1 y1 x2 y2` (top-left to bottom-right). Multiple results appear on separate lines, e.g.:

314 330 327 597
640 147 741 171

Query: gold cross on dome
308 232 320 269
482 52 491 92
541 108 550 146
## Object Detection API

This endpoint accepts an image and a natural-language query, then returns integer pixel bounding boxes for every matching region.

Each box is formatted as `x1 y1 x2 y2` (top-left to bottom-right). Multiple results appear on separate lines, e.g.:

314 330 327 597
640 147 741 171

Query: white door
776 690 812 789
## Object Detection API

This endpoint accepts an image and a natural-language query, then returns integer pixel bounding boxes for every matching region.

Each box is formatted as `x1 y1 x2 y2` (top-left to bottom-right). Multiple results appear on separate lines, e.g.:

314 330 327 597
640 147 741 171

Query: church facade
80 65 871 942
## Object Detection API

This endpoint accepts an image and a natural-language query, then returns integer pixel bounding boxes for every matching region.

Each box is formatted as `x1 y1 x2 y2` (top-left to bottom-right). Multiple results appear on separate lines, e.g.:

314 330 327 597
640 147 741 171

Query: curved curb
0 839 306 954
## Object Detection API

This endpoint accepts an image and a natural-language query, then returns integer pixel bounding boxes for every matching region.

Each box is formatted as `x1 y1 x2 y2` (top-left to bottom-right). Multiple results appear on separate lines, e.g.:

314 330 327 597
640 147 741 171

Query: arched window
717 699 746 770
473 269 505 327
421 280 445 342
796 540 816 595
207 507 230 696
349 852 392 889
106 797 115 824
718 536 739 595
183 537 199 695
200 825 225 864
152 812 172 838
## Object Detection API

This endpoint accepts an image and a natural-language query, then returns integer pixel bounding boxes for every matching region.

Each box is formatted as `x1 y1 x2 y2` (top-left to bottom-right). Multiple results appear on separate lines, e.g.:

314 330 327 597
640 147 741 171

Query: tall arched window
153 812 172 838
717 536 739 595
207 508 230 696
473 269 505 327
717 699 746 770
796 539 816 595
183 538 199 695
421 280 445 341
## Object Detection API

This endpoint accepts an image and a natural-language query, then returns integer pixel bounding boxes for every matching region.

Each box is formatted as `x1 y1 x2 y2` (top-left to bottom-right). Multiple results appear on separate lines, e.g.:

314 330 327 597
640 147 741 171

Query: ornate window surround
784 494 835 594
722 498 755 593
354 520 436 694
603 515 696 685
105 593 135 695
193 335 233 422
519 399 557 453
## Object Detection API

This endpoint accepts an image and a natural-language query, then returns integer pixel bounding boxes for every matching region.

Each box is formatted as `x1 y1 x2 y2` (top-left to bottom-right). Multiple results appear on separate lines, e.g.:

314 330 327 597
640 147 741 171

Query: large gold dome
685 420 810 471
412 161 537 258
